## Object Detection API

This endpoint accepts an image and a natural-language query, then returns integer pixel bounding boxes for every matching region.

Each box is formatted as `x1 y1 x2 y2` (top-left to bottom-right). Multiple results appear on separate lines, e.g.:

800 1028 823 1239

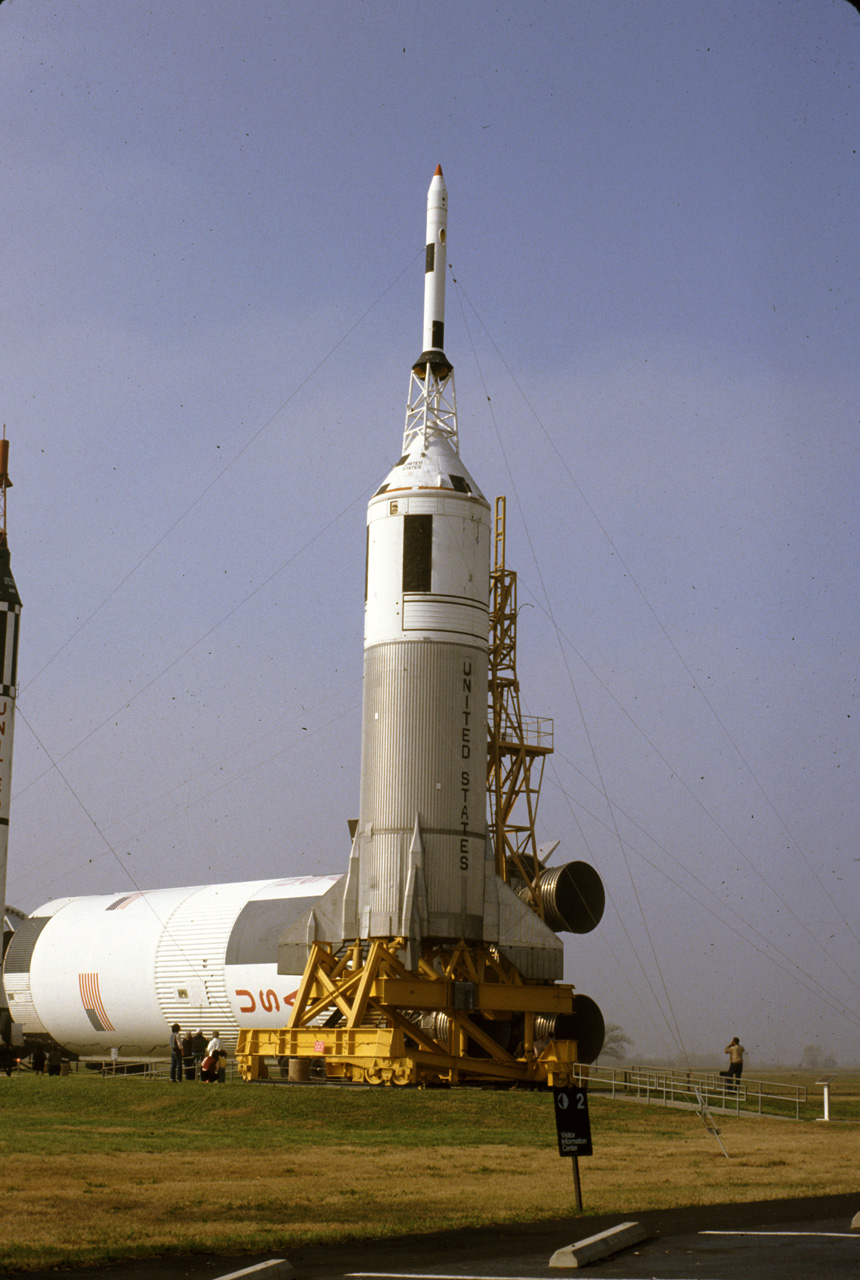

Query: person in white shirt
202 1031 223 1083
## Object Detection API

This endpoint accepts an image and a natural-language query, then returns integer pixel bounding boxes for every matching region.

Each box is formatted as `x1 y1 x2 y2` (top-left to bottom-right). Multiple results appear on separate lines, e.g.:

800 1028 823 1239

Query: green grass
1 1076 567 1153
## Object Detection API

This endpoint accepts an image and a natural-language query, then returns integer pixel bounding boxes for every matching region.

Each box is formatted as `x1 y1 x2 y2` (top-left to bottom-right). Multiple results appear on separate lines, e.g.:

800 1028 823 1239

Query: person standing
168 1023 183 1083
181 1029 195 1081
202 1031 222 1083
722 1037 745 1085
191 1029 207 1079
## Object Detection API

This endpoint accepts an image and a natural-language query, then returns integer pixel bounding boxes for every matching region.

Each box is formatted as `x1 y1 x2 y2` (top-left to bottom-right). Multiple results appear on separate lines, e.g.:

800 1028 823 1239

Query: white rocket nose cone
422 165 449 359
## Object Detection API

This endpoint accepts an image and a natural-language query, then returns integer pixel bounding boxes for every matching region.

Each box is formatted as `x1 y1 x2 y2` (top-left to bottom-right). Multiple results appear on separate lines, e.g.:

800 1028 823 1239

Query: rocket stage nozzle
517 861 606 935
536 996 606 1064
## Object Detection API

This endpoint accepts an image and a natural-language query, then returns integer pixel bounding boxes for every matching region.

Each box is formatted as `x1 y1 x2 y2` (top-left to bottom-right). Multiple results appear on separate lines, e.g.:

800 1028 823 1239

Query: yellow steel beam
372 1002 446 1055
287 941 330 1028
372 977 573 1014
297 956 362 1026
450 1012 517 1064
344 940 386 1028
244 933 582 1089
237 1022 582 1088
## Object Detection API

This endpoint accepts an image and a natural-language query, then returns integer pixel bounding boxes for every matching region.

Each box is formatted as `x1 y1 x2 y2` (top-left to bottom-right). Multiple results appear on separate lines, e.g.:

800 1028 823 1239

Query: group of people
168 1025 224 1082
16 1046 65 1076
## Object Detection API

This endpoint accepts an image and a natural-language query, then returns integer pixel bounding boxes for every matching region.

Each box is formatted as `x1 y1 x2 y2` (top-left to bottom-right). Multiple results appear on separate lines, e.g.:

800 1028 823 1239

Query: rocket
346 163 490 945
278 167 569 978
0 437 22 1050
420 166 450 367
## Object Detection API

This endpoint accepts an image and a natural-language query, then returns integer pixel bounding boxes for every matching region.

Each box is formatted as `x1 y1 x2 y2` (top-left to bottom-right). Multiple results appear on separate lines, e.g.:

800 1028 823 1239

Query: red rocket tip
434 164 443 176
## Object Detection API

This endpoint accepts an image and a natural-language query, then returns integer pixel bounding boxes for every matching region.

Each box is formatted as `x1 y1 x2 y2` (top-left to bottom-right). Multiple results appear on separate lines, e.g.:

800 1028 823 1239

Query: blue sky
1 0 858 1065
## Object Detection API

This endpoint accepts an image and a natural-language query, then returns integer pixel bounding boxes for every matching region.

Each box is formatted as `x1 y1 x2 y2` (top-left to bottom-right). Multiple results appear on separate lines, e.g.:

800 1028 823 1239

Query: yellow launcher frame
236 937 583 1087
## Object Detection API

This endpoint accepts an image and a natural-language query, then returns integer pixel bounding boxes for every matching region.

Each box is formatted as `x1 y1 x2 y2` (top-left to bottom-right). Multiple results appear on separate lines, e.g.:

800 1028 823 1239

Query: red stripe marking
78 972 115 1031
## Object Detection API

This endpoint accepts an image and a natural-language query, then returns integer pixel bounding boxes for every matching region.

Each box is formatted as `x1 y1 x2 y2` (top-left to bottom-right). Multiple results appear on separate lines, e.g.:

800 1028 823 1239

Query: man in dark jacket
168 1023 183 1083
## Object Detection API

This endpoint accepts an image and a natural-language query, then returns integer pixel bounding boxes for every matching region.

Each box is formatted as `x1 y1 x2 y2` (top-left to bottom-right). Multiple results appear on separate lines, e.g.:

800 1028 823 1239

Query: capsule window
403 513 433 593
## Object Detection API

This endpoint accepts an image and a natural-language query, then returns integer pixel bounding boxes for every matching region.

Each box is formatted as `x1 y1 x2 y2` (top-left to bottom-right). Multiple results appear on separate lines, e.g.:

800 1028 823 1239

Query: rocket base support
236 938 586 1088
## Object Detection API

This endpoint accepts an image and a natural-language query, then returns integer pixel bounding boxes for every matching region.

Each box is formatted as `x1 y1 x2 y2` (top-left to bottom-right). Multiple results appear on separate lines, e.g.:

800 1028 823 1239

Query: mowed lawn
0 1073 857 1272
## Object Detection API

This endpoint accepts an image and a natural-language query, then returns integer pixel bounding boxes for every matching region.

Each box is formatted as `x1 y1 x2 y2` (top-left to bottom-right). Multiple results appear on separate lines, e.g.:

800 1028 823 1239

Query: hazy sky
2 1 857 1065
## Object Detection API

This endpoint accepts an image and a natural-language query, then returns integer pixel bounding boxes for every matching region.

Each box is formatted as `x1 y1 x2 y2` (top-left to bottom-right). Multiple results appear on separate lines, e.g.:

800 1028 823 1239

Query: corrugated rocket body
2 876 340 1056
358 495 490 940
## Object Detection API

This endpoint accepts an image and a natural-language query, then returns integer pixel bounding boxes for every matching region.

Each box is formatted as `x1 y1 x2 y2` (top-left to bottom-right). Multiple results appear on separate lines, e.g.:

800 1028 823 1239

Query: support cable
451 268 860 992
22 249 423 695
453 268 691 1064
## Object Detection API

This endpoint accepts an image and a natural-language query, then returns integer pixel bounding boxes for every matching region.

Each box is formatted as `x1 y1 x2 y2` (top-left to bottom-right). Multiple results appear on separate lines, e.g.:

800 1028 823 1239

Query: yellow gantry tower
488 496 554 910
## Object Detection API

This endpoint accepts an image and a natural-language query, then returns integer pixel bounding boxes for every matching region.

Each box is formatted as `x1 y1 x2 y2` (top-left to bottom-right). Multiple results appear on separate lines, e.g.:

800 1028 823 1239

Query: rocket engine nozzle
536 994 605 1065
517 860 605 935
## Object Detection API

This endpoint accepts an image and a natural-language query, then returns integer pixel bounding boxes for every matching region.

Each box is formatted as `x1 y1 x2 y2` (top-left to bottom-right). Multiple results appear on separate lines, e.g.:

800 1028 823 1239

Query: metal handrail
520 715 553 748
576 1062 807 1119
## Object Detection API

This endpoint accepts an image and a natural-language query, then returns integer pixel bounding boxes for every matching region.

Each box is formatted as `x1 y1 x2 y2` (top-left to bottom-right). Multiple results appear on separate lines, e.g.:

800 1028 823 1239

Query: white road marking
700 1230 858 1238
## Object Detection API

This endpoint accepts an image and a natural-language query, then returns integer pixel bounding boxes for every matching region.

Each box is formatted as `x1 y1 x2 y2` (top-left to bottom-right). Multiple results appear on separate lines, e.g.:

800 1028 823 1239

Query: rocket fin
399 816 429 970
305 910 318 944
340 834 361 940
407 814 424 865
403 815 429 933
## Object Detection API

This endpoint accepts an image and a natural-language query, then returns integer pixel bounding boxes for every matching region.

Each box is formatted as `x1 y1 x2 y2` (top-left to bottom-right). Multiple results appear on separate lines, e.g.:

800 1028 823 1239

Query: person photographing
721 1037 745 1086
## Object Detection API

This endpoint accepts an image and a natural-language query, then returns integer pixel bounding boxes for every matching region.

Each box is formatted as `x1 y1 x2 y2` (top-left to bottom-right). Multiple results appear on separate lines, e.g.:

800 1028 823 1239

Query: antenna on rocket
0 429 11 546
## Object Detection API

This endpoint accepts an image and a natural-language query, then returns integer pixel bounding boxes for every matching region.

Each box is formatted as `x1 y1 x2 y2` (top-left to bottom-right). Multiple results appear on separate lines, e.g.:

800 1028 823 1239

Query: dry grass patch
1 1080 857 1272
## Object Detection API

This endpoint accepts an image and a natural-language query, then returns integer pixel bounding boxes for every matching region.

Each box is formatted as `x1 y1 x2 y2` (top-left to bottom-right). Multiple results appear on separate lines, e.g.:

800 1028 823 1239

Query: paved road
7 1194 858 1280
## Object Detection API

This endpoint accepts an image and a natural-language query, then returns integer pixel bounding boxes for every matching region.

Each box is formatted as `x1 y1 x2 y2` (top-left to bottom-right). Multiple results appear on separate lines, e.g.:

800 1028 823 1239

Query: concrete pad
549 1220 648 1267
213 1261 294 1280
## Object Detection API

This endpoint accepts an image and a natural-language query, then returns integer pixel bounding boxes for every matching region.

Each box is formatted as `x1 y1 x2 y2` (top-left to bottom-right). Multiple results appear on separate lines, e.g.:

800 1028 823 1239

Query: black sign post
553 1084 592 1212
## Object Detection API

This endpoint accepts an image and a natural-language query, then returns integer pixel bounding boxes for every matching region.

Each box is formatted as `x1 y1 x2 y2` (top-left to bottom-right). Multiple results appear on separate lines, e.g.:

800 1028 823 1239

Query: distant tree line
597 1022 632 1063
800 1044 837 1071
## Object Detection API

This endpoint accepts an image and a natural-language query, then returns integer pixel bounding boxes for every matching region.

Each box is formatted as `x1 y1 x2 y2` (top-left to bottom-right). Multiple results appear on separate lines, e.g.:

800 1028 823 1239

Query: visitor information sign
552 1085 593 1157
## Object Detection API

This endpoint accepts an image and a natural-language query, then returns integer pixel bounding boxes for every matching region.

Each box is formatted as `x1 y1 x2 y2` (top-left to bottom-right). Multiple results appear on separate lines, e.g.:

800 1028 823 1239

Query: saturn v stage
1 170 606 1087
